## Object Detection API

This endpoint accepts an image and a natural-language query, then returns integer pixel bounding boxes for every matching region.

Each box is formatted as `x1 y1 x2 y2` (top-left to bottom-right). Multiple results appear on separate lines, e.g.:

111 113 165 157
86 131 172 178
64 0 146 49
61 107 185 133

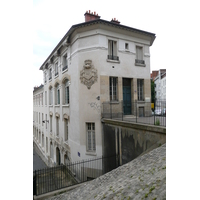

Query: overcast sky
33 0 190 87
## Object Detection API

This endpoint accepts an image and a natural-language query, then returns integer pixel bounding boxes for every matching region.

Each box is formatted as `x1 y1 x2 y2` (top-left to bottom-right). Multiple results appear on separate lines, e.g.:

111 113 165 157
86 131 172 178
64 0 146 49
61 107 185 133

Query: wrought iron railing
135 59 145 64
62 65 68 71
107 55 119 61
33 155 118 196
102 100 166 127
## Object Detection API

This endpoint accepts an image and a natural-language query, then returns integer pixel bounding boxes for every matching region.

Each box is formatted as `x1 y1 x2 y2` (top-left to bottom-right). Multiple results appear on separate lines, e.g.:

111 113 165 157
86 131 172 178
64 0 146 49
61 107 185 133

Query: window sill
62 104 70 107
62 68 68 74
110 100 119 104
54 74 59 79
86 152 97 156
55 105 60 107
135 63 146 67
106 59 120 64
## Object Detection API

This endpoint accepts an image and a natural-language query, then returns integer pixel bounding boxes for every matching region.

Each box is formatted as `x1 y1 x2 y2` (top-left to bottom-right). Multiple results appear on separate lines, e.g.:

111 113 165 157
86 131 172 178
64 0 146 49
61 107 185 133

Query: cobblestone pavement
45 144 166 200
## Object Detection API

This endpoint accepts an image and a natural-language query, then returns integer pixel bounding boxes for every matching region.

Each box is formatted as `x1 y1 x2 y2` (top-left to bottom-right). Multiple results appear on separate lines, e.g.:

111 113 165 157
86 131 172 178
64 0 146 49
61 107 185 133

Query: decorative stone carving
80 60 98 89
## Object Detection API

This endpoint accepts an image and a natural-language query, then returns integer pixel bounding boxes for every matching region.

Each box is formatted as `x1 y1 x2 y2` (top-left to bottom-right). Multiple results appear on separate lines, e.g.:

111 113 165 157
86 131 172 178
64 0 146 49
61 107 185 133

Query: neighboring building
33 11 156 167
152 69 166 100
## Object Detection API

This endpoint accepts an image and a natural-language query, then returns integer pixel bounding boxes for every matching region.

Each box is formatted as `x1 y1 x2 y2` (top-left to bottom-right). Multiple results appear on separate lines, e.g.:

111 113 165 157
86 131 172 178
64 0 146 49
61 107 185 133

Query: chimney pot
84 10 101 22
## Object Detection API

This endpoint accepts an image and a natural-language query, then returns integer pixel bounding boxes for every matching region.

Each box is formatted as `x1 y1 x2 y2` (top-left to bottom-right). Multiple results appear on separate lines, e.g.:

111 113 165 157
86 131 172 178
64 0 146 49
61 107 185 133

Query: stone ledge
101 118 166 134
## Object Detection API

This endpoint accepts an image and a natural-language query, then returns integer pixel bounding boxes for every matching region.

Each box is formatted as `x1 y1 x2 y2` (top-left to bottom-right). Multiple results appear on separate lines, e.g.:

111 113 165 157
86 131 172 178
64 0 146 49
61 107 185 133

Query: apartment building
153 69 166 100
33 11 156 167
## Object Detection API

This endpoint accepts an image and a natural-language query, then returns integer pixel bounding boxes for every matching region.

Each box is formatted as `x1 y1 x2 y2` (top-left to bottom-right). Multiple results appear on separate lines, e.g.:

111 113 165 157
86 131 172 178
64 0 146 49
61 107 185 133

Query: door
56 147 61 165
123 78 132 115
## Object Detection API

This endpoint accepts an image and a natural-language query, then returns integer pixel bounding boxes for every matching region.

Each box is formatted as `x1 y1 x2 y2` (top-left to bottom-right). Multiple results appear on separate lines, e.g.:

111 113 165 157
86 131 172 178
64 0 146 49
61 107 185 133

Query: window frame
64 119 68 142
86 122 96 152
109 77 118 101
55 62 58 77
64 80 70 105
137 79 144 101
107 39 119 61
135 45 146 66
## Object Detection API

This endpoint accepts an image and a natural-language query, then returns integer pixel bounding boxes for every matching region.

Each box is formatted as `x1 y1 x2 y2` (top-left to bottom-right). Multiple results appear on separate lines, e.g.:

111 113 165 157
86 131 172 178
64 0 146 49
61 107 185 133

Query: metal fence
33 155 118 196
102 100 166 127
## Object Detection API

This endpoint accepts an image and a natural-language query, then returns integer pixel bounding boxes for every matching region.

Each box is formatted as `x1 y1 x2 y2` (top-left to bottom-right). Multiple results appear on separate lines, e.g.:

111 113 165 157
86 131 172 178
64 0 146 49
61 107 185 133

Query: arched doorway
56 147 61 165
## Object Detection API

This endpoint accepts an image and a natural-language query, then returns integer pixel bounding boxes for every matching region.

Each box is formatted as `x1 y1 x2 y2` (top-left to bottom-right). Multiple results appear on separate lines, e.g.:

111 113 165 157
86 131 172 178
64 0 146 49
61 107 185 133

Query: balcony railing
62 65 68 71
107 55 119 61
135 59 145 64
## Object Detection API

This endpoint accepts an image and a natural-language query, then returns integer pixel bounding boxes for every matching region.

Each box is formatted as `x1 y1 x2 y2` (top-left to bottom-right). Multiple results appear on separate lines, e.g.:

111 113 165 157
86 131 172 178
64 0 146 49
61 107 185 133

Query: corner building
33 11 156 167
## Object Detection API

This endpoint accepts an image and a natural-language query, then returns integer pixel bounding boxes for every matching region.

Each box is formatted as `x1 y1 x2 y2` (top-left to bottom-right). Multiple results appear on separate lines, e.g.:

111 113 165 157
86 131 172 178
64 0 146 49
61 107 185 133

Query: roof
39 19 156 70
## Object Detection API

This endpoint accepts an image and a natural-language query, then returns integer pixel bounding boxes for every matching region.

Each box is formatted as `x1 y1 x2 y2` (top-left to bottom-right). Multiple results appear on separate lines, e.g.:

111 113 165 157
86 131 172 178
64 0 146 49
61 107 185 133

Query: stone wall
102 119 166 165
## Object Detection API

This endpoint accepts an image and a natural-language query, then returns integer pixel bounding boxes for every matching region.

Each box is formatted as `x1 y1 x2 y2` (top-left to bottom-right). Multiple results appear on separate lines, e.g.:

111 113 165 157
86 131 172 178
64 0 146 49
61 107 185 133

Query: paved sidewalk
33 147 47 171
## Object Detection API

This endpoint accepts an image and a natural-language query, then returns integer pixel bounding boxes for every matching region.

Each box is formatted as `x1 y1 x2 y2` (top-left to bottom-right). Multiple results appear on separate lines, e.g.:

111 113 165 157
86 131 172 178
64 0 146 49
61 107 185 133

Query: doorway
56 147 61 165
123 78 132 115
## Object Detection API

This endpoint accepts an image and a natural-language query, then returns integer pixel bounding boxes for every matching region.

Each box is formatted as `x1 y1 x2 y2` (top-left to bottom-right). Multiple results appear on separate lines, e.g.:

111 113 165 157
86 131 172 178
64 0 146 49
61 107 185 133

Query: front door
123 78 132 115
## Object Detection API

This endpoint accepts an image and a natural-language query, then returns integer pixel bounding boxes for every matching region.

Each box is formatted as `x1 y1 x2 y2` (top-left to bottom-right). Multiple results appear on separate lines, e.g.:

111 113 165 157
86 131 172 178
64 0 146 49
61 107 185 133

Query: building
152 69 166 100
33 11 156 167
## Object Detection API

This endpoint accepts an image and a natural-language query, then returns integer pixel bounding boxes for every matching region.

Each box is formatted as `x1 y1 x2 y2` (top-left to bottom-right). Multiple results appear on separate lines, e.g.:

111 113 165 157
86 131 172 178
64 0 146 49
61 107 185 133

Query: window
64 119 68 142
135 46 145 65
86 123 96 152
50 115 52 132
55 84 60 105
137 79 144 101
62 54 68 71
49 87 53 105
64 79 70 105
55 62 58 76
108 40 118 60
45 91 47 105
45 114 47 129
42 113 43 126
110 77 118 101
44 71 47 83
125 43 129 50
56 117 59 136
41 93 43 105
49 68 52 80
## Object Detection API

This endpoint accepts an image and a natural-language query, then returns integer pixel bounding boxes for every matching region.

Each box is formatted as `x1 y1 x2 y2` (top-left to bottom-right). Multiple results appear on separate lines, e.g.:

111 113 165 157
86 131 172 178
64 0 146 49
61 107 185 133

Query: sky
32 0 184 87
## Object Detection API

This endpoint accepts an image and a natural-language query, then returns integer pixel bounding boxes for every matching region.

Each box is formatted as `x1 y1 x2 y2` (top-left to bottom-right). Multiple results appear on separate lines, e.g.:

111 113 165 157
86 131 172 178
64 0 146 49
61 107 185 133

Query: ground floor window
86 123 96 152
64 119 68 142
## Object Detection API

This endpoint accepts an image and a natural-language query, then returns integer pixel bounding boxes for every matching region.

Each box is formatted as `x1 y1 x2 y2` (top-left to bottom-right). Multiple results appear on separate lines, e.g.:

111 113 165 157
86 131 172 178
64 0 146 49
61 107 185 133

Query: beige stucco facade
33 13 155 166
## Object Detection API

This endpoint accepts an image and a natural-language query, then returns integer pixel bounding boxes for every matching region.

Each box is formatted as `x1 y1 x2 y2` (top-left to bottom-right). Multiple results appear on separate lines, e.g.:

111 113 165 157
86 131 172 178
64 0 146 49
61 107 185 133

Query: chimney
111 18 120 24
84 10 101 22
